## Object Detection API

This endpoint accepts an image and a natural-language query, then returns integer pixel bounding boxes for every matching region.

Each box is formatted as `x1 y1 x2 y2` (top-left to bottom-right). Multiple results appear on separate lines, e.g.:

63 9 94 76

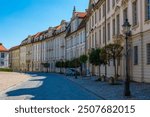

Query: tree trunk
116 58 119 80
47 67 48 73
114 58 117 82
99 64 101 78
80 64 83 76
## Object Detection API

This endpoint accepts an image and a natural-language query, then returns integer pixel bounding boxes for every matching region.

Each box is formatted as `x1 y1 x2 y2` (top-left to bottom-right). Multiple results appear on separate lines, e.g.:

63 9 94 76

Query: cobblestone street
0 72 150 100
0 73 100 100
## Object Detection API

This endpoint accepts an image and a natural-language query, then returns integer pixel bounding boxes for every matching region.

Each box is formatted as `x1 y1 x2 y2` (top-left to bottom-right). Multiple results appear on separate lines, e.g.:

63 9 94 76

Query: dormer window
71 19 78 32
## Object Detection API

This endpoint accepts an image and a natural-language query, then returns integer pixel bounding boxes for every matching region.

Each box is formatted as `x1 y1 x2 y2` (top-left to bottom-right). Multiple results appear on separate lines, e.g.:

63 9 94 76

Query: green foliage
89 48 104 66
64 60 70 68
72 58 80 68
64 58 80 68
55 61 65 68
0 68 13 72
105 43 123 61
104 43 123 83
101 47 108 65
80 55 88 64
42 63 50 68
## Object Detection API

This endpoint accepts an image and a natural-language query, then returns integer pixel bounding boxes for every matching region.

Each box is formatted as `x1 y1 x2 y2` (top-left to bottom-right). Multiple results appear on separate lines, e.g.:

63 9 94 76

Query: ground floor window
1 61 4 66
147 43 150 64
134 46 138 65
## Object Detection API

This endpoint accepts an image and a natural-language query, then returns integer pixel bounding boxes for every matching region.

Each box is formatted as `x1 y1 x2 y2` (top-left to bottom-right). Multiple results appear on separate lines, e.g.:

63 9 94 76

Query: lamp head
122 19 131 34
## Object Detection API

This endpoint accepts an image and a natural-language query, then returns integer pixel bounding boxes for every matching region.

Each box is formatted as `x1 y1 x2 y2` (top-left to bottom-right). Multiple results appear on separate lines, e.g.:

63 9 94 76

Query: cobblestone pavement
66 75 150 100
0 73 101 100
1 72 149 100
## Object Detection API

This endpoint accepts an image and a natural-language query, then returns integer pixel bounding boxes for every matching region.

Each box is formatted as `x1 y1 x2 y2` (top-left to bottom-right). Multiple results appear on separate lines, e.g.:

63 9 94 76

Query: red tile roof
75 12 87 18
34 30 47 38
56 25 61 30
0 43 8 52
9 45 20 51
34 32 42 38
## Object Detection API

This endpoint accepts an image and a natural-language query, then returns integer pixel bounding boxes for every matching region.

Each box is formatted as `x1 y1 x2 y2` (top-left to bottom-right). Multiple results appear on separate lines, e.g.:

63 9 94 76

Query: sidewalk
0 72 31 93
65 75 150 100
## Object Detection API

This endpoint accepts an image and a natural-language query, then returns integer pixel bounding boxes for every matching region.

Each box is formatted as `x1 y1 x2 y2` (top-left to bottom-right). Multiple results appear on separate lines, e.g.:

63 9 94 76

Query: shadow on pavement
5 73 100 100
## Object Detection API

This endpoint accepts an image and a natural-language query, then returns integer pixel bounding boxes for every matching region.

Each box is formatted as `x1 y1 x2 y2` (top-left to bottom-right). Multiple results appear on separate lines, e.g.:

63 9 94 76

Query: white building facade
0 43 9 68
66 8 87 60
86 0 150 82
46 20 68 72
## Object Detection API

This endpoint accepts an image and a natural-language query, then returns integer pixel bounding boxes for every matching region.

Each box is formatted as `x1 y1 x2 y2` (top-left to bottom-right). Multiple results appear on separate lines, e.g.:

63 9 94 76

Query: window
92 15 94 27
113 19 115 35
99 29 101 45
99 8 101 21
103 3 106 17
112 0 115 8
117 14 120 35
123 8 128 22
103 26 105 44
80 33 82 44
107 23 110 41
147 43 150 64
95 12 97 24
92 34 94 48
95 32 97 47
107 0 110 12
145 0 150 21
1 53 4 58
134 46 138 65
132 1 138 26
1 61 4 66
89 18 91 30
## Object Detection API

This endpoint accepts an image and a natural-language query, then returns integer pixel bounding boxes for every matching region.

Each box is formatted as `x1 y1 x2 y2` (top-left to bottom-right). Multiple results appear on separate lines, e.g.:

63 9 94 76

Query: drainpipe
85 18 87 75
104 0 107 79
40 40 43 72
140 0 144 82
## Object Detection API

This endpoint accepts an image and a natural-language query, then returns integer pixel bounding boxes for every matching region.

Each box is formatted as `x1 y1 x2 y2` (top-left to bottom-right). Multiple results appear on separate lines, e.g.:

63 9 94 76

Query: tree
80 55 88 64
79 55 88 76
55 61 65 73
105 43 123 83
89 48 104 78
41 63 50 73
72 58 80 68
64 60 70 68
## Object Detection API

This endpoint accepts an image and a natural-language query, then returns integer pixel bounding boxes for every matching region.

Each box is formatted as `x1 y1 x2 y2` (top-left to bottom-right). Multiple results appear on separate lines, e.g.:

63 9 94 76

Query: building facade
9 46 20 71
46 20 68 72
86 0 150 82
0 43 9 68
9 0 150 83
20 40 27 71
66 8 87 60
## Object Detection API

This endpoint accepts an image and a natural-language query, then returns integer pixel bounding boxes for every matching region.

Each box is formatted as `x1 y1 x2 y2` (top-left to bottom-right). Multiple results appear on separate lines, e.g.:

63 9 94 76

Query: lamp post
122 19 131 96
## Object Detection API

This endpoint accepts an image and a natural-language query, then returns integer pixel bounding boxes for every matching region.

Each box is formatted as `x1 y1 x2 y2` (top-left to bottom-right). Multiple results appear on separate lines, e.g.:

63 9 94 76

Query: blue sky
0 0 89 49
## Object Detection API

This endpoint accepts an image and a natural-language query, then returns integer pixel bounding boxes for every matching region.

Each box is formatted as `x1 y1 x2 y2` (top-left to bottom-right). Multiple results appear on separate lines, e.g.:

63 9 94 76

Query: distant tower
73 6 76 15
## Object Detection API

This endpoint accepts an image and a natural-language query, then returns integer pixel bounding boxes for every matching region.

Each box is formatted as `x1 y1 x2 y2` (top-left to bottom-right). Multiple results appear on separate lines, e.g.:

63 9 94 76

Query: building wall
41 40 47 72
11 48 20 71
32 42 42 72
66 28 86 61
26 44 32 72
86 0 150 82
9 0 150 83
20 46 26 71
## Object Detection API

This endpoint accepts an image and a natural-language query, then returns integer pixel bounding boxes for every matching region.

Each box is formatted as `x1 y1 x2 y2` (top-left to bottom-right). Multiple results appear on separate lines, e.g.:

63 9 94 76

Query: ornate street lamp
122 19 131 96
